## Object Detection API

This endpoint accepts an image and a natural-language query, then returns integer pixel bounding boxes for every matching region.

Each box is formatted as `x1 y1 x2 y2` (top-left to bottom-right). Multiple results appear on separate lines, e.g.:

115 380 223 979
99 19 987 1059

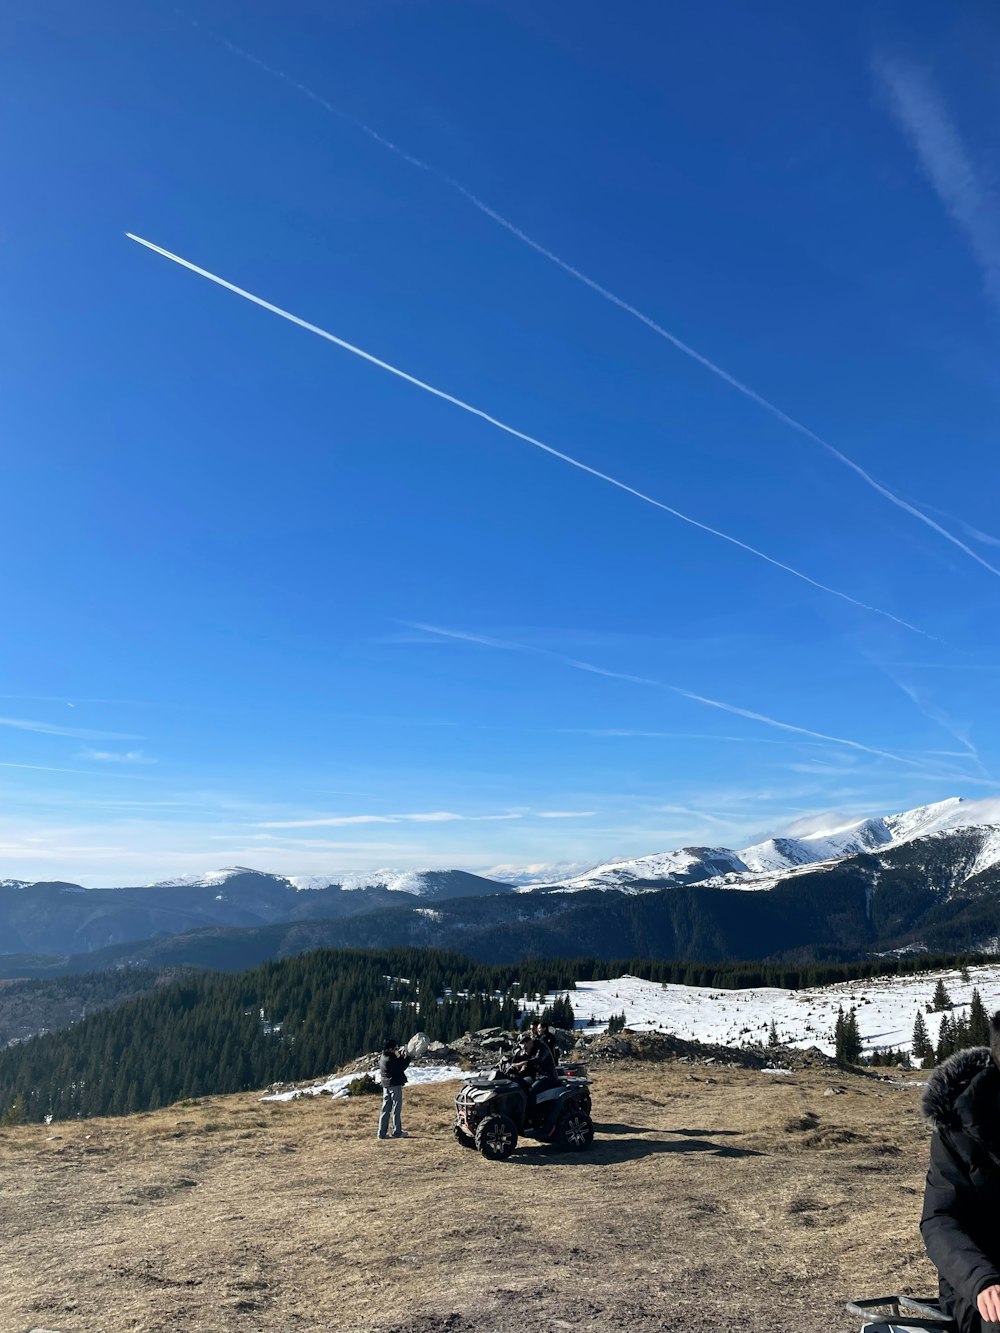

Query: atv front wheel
453 1124 476 1150
475 1113 518 1160
558 1110 594 1151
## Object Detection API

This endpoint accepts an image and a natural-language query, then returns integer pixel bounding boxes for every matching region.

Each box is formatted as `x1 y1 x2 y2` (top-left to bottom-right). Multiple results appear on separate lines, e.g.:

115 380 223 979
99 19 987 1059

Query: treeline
0 944 991 1123
580 951 990 991
0 947 585 1123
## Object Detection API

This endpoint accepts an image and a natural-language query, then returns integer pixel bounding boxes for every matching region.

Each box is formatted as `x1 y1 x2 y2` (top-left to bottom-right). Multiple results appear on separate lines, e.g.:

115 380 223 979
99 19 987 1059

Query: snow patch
553 966 1000 1058
261 1064 465 1102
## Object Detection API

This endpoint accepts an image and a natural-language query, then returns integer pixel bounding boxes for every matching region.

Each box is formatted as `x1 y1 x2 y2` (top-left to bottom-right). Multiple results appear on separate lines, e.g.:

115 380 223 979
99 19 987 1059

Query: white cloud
536 811 596 819
79 749 156 764
256 810 524 829
257 814 397 828
878 54 1000 310
0 716 141 740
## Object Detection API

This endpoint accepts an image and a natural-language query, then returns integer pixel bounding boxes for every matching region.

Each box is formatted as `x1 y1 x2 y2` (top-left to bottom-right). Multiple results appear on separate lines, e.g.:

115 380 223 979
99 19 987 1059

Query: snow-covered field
263 963 1000 1102
541 964 1000 1058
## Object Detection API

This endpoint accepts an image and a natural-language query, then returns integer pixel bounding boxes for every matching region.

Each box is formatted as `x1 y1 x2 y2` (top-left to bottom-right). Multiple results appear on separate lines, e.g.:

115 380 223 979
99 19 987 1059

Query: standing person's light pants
378 1084 403 1138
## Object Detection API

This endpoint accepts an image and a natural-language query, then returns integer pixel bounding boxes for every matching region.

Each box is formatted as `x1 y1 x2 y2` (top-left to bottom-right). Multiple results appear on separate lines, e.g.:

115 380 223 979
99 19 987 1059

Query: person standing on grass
376 1040 410 1140
921 1011 1000 1332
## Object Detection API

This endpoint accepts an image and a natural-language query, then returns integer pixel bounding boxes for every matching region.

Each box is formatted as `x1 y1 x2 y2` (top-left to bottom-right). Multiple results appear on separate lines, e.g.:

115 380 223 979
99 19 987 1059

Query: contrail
126 233 928 637
410 620 927 769
670 688 923 768
197 27 1000 581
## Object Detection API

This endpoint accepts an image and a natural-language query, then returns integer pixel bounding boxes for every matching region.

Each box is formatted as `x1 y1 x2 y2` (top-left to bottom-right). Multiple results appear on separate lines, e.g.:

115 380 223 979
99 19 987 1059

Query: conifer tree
912 1011 931 1061
768 1018 780 1049
969 988 990 1047
845 1007 862 1063
936 1014 953 1064
932 979 953 1012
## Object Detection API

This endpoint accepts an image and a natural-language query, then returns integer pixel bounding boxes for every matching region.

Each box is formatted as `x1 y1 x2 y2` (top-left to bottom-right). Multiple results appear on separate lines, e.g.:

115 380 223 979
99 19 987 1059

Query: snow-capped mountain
538 846 749 894
149 866 289 889
149 866 509 899
539 798 999 893
8 796 1000 969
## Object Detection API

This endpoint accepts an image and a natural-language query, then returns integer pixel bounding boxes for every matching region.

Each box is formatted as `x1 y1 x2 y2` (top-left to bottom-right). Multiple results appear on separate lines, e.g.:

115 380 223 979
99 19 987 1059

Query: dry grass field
1 1062 938 1333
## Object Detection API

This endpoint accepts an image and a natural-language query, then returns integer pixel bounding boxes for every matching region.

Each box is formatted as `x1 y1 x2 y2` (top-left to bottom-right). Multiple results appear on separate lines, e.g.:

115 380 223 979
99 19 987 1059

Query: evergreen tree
936 1014 953 1064
845 1007 862 1064
834 1006 846 1061
767 1018 780 1049
1 1093 24 1126
912 1011 931 1061
836 1006 862 1064
969 988 990 1048
932 979 953 1012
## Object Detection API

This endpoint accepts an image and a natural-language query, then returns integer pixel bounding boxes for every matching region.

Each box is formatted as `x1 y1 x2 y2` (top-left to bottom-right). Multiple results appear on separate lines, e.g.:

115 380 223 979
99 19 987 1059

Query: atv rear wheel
475 1113 518 1160
453 1124 476 1150
558 1109 594 1151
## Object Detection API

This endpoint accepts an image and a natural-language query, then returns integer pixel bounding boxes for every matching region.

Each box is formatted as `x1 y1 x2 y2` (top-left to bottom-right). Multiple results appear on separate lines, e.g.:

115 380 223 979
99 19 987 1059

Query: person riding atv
453 1047 594 1159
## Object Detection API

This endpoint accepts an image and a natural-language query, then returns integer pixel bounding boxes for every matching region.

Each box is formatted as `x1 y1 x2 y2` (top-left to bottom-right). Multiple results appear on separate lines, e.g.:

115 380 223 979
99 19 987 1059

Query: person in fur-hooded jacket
921 1012 1000 1332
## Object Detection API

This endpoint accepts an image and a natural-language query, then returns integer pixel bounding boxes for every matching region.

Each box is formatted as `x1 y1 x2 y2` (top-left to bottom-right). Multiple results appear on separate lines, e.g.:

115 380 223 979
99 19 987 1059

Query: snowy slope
540 965 1000 1059
148 867 288 889
540 797 1000 893
543 847 750 894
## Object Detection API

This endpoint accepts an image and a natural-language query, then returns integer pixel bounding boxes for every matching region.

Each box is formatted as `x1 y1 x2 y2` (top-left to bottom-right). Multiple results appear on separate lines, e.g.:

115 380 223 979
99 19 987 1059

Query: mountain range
5 797 1000 974
541 796 997 891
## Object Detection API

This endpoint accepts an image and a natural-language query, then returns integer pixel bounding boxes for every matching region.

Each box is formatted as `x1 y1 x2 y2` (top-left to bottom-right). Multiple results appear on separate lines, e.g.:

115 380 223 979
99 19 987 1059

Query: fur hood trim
922 1047 993 1129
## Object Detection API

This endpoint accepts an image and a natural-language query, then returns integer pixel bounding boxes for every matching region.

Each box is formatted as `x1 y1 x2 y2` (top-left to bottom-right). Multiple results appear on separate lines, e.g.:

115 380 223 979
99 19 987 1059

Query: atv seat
531 1075 561 1096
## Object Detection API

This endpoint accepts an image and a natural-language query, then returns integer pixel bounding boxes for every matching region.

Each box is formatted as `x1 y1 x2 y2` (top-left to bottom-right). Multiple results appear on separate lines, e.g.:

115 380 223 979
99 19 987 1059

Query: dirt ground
1 1063 938 1333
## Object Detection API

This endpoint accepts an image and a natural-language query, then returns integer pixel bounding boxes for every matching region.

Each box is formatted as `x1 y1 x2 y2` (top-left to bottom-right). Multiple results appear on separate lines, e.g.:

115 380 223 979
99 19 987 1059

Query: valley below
2 1059 936 1333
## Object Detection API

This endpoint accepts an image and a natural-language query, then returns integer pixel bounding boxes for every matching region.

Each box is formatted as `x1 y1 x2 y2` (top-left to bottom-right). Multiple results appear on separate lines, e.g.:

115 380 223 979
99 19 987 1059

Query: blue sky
3 0 1000 884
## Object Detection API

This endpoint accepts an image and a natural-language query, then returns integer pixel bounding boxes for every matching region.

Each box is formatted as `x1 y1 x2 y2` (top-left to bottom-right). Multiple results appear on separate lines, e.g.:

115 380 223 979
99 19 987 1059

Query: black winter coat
513 1036 556 1080
921 1048 1000 1333
378 1051 410 1088
539 1031 560 1066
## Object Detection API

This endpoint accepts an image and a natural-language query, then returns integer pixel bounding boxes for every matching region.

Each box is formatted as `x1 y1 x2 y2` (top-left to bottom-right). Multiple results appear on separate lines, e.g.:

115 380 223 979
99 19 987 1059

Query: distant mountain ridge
6 797 1000 971
0 869 512 959
540 798 993 892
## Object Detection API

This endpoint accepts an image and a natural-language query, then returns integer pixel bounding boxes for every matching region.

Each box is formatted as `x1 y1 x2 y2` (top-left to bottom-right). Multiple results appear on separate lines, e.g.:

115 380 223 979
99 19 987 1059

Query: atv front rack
845 1296 955 1331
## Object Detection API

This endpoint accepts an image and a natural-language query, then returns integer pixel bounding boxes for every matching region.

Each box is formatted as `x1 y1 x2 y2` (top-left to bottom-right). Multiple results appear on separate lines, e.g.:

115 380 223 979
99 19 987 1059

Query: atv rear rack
845 1296 955 1331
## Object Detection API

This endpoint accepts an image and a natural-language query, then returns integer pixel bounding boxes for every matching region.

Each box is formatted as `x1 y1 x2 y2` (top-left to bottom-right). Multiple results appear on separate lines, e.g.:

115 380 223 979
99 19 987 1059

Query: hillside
1 1061 936 1332
0 869 512 960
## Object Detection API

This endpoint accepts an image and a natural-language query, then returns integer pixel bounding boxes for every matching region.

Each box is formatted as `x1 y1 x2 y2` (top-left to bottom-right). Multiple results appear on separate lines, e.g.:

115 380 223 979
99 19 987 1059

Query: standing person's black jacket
539 1029 561 1068
378 1049 410 1088
922 1048 1000 1333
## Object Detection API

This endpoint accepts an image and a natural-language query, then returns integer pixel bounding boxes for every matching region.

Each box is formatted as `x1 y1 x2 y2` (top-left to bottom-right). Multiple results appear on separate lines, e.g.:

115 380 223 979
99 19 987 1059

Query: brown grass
0 1064 937 1333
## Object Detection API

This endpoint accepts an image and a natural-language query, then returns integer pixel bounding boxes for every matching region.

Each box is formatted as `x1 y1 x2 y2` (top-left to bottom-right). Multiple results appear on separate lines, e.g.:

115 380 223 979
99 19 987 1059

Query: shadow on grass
671 1127 743 1137
512 1135 763 1165
592 1121 657 1135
